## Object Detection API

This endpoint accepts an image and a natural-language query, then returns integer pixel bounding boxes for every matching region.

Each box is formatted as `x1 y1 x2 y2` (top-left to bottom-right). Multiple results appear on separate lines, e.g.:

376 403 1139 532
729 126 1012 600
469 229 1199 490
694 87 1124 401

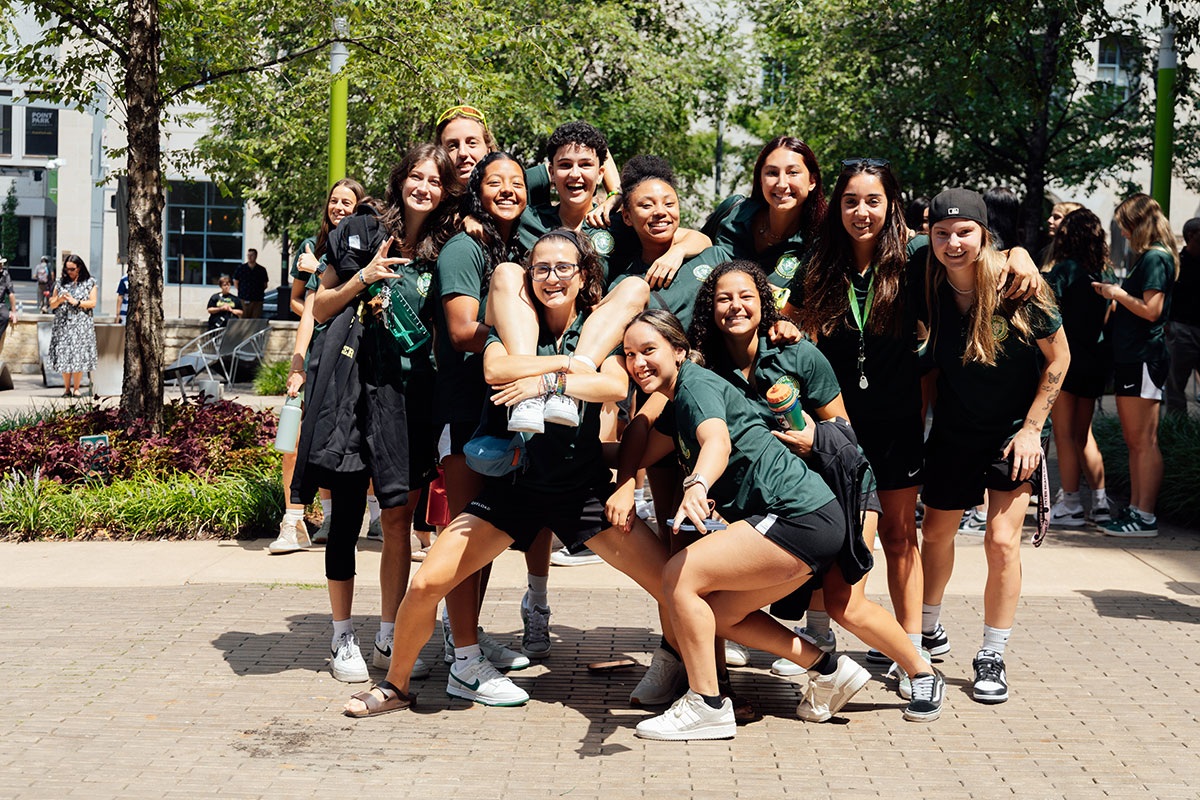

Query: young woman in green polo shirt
1091 194 1180 537
919 189 1069 706
709 136 827 311
798 159 930 680
613 310 945 741
689 259 941 711
342 231 679 717
1045 208 1113 527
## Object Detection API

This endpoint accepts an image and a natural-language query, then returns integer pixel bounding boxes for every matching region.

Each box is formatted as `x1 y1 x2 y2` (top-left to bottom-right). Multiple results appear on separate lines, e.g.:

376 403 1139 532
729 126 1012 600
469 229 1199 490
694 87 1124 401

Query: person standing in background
48 254 98 397
206 275 243 331
115 266 130 323
0 255 18 356
35 255 52 313
1165 218 1200 416
234 248 269 318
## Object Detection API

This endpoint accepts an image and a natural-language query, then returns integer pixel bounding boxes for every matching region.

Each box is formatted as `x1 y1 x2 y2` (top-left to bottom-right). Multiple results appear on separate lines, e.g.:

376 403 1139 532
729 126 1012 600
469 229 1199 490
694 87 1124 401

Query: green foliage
1 184 16 265
253 359 290 396
0 467 283 540
1092 410 1200 526
747 0 1200 240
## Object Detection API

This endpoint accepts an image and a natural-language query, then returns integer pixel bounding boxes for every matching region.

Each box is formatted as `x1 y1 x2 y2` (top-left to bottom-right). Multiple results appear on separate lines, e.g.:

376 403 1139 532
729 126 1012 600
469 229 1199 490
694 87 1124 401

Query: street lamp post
1151 24 1177 216
328 9 348 188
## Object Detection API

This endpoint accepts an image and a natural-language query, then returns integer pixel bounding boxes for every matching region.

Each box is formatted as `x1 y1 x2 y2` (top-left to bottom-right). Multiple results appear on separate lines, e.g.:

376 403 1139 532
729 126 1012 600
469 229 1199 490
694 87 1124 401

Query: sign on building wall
25 107 58 157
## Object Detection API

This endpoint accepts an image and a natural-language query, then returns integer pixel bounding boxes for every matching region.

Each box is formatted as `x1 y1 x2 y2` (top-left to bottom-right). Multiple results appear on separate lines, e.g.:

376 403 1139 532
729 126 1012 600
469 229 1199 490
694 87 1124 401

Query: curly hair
750 136 826 244
380 144 461 262
458 151 526 284
801 160 909 340
1053 208 1109 279
688 260 781 361
523 229 606 315
545 121 608 165
619 154 675 206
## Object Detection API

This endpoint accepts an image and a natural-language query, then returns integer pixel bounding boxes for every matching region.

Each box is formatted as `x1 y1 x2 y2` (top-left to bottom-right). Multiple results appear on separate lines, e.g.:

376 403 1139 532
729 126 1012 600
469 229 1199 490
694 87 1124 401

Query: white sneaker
893 648 933 700
268 517 311 554
520 592 552 659
634 689 735 741
958 509 987 535
446 655 529 706
331 631 369 683
543 393 580 427
630 647 687 706
477 628 531 670
549 546 603 566
724 641 750 668
635 496 655 521
365 517 383 541
1049 500 1086 527
508 395 547 434
371 633 430 679
772 625 836 676
311 514 331 544
796 655 871 722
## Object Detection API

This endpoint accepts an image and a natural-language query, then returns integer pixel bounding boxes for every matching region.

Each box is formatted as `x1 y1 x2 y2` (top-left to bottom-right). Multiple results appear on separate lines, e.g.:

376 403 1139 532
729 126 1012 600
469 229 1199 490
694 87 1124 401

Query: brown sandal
344 679 416 718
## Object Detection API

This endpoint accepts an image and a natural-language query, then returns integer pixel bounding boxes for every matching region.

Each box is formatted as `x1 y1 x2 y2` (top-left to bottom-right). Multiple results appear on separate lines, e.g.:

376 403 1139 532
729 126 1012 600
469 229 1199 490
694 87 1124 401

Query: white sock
453 643 483 666
320 497 333 518
633 487 645 503
907 632 923 651
366 494 381 523
283 508 303 524
527 574 549 608
377 621 395 642
806 611 831 636
1136 508 1156 522
1061 490 1081 510
922 604 941 635
331 618 353 649
1093 488 1108 506
981 625 1011 656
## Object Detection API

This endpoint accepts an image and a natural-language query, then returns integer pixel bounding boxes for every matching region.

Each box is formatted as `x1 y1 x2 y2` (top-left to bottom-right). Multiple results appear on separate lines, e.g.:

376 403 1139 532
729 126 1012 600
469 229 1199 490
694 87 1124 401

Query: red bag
425 467 451 528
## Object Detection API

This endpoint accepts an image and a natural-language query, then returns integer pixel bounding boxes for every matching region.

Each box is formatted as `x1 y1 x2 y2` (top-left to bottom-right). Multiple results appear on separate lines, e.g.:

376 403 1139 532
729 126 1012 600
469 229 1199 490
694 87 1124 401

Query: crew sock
981 624 1011 656
922 604 942 635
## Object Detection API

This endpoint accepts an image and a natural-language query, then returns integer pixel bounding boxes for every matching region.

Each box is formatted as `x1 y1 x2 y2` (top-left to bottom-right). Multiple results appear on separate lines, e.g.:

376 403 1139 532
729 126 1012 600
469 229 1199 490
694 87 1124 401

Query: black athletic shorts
749 499 845 576
921 427 1046 511
464 477 616 555
1113 360 1168 401
852 414 924 491
1062 346 1112 399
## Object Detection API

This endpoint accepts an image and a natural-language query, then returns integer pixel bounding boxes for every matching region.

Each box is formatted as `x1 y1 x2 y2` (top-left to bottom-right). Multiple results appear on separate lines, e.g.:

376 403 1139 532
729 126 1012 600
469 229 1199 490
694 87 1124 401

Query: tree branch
37 0 128 62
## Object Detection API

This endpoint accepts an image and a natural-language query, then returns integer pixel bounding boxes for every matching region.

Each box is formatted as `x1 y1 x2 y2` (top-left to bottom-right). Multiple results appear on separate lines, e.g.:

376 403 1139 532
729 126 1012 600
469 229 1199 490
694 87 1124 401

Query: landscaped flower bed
0 401 284 540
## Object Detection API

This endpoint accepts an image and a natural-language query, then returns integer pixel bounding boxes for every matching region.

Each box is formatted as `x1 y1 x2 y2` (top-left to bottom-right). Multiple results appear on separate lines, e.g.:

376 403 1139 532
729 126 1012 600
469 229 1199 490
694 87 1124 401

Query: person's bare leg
379 493 420 624
1117 396 1162 514
1051 391 1082 492
441 454 485 648
982 488 1031 629
877 487 922 634
921 507 964 608
573 278 649 369
486 262 537 355
1078 404 1106 492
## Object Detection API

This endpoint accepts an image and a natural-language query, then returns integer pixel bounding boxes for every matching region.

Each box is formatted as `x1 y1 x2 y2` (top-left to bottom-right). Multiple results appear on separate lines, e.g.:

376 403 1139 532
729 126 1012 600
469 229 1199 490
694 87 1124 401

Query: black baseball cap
929 188 988 228
327 204 387 280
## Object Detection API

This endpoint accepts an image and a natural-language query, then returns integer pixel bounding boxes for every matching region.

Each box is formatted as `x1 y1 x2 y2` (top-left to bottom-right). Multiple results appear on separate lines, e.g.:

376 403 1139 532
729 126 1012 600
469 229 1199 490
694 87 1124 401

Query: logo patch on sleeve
590 229 616 256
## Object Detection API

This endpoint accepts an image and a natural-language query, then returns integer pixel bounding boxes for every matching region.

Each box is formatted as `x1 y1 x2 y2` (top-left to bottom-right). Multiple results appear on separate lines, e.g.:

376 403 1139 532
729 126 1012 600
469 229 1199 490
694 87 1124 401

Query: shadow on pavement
1078 589 1200 623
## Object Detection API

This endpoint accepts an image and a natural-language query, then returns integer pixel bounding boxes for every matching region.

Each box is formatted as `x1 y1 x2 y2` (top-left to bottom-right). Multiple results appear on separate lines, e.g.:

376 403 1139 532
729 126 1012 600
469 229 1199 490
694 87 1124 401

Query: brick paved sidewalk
2 580 1198 799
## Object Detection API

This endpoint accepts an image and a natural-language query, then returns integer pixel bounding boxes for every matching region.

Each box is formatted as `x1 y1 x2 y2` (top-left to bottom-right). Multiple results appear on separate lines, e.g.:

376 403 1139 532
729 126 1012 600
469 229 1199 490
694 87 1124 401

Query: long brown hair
315 178 365 257
925 223 1058 366
801 161 908 339
750 136 827 245
1115 193 1180 279
625 308 704 367
380 144 460 262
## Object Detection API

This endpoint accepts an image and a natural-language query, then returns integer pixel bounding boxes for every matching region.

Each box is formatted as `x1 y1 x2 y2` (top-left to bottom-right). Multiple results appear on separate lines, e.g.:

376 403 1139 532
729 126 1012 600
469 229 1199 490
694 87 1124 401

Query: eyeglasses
841 157 890 168
530 263 579 281
436 104 487 127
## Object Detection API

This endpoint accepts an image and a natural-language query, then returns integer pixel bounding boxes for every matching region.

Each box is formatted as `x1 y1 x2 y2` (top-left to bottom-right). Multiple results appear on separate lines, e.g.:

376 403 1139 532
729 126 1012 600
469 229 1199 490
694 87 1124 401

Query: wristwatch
682 473 709 494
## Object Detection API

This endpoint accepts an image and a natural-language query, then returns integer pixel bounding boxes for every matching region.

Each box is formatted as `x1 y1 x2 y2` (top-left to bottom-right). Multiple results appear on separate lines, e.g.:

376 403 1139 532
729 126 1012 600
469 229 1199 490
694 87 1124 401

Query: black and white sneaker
922 622 951 657
971 651 1009 704
903 671 945 721
865 648 892 665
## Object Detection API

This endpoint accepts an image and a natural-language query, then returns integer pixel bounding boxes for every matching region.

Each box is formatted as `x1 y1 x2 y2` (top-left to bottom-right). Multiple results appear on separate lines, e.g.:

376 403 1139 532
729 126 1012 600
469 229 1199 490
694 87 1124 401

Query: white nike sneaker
446 655 529 706
330 631 369 683
371 632 430 679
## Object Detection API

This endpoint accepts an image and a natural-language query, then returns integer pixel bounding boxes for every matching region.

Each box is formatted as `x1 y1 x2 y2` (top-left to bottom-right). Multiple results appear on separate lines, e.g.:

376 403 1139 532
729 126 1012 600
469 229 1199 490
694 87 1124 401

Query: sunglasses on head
841 157 890 168
436 104 487 127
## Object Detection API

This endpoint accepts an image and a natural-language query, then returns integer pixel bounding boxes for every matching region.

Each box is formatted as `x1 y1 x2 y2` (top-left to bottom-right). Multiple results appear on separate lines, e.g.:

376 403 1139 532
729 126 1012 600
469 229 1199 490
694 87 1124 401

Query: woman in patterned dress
48 254 98 397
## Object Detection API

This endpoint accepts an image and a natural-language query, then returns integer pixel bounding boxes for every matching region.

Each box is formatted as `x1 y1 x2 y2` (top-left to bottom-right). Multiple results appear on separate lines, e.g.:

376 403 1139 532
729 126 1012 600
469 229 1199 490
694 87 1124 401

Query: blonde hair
1115 193 1180 279
926 224 1058 367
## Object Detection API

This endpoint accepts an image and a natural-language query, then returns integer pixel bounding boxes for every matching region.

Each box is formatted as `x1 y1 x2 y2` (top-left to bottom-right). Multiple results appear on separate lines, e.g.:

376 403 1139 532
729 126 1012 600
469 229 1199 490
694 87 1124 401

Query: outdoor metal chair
214 318 271 383
164 327 224 392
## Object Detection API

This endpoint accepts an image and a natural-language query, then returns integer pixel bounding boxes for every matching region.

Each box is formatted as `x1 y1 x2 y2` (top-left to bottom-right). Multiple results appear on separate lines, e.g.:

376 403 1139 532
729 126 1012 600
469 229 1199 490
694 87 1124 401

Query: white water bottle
274 396 302 453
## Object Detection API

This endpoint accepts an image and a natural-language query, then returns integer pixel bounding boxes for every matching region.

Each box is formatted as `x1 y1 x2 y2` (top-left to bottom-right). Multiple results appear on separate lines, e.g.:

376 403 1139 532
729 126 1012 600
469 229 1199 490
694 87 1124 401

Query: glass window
164 179 245 285
0 91 12 156
1096 35 1138 100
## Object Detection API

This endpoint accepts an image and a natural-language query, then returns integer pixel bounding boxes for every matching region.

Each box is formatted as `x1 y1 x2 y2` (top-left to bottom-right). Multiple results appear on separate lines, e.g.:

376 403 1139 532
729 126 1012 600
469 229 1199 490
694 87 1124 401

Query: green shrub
0 467 284 540
253 359 290 396
1092 410 1200 526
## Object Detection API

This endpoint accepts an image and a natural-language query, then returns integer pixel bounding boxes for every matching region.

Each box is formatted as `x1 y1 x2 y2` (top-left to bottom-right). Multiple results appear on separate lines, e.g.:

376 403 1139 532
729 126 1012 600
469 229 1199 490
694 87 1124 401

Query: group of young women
265 103 1182 741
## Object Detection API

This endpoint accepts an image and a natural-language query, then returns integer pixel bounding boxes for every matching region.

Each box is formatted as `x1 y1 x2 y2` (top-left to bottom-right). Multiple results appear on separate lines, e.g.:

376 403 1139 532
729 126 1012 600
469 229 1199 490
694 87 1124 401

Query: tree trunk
1020 9 1066 253
122 0 165 433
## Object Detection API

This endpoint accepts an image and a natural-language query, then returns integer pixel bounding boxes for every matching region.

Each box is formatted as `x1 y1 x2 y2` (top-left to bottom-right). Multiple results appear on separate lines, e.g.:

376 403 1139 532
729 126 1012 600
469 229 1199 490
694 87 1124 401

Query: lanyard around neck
847 270 876 333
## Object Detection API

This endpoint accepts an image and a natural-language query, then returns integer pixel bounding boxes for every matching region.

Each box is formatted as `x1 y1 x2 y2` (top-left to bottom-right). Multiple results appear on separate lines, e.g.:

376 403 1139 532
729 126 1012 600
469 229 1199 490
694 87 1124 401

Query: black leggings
325 470 371 582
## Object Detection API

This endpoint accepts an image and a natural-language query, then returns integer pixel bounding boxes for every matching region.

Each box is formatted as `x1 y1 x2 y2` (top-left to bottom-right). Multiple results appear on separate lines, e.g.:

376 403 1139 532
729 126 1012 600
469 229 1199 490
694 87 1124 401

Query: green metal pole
328 9 349 188
1151 25 1176 215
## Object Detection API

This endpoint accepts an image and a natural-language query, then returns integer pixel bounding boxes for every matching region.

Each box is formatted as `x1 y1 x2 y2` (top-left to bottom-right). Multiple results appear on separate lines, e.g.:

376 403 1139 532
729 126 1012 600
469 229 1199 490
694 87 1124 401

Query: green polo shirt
290 235 328 283
711 195 808 306
654 359 835 520
1111 245 1175 364
929 282 1061 440
1047 258 1114 359
707 336 842 428
525 163 552 207
517 204 626 284
432 232 492 425
612 246 727 331
483 312 609 492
